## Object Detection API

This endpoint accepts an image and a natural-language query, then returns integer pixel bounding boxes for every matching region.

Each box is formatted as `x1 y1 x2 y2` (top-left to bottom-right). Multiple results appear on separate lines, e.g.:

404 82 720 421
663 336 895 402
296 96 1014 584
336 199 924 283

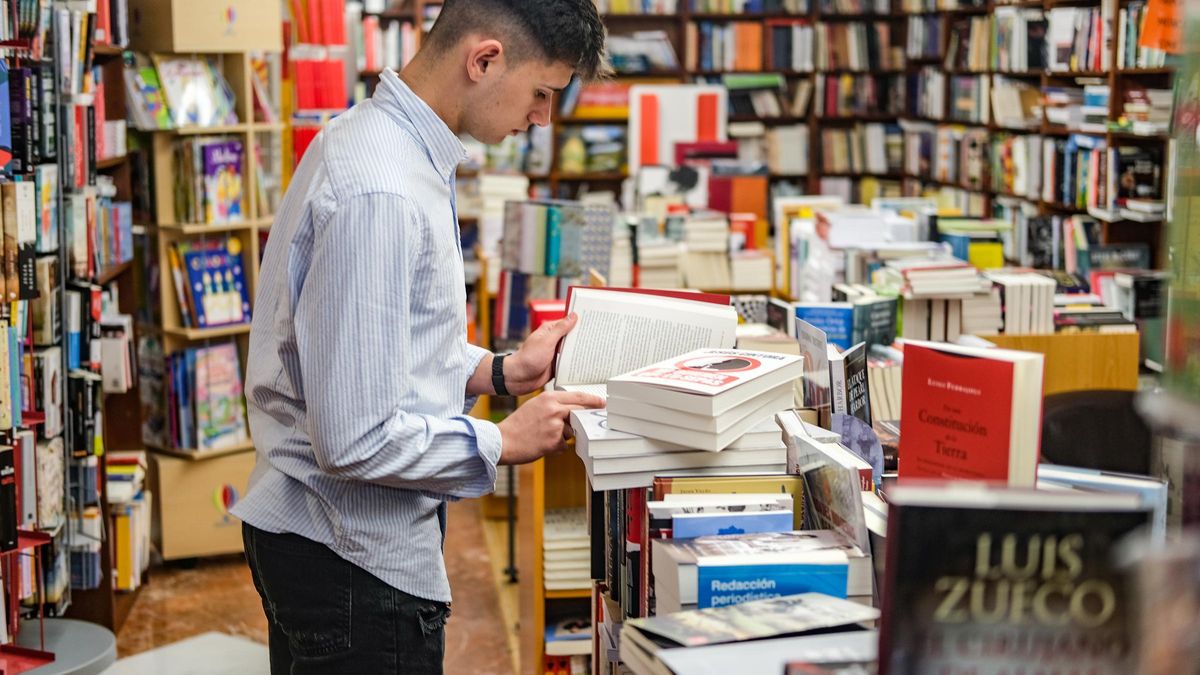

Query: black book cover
36 61 55 161
86 105 96 187
880 493 1150 675
0 445 16 551
843 342 870 424
590 488 605 582
7 67 28 175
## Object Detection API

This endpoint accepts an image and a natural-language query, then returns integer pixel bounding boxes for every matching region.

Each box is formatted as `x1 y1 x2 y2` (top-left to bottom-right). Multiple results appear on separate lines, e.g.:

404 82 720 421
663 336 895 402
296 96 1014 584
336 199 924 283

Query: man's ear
466 39 504 83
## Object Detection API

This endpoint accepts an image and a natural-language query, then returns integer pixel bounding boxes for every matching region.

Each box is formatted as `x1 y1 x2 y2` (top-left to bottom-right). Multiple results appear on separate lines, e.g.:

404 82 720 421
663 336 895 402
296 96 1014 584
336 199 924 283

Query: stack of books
543 508 590 593
729 250 773 291
986 271 1057 335
683 213 730 291
105 450 146 505
572 410 788 491
637 241 683 289
607 348 803 452
875 256 989 298
620 594 878 675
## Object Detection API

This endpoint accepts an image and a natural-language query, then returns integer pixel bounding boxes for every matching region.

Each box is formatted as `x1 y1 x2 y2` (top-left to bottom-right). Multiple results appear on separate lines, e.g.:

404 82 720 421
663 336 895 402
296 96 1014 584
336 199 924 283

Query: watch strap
492 353 510 397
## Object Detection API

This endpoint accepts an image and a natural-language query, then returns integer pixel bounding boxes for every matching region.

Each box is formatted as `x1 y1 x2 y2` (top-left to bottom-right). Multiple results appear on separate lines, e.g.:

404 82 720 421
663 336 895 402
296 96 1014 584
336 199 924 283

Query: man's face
471 57 574 145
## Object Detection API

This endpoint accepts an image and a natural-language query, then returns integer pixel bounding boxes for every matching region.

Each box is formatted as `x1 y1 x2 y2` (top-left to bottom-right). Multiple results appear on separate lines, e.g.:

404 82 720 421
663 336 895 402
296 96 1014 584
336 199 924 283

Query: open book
553 287 738 398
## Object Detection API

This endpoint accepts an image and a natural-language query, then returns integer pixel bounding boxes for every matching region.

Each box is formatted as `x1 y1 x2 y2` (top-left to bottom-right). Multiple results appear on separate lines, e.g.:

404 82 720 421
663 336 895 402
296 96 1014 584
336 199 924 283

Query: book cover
697 553 848 609
34 165 57 254
611 348 802 397
15 183 35 300
1 184 17 301
201 140 244 224
545 204 562 277
899 341 1042 486
629 593 877 648
795 304 853 352
193 343 248 451
842 343 870 423
0 62 11 171
879 486 1152 675
0 445 14 551
671 510 794 540
795 318 831 411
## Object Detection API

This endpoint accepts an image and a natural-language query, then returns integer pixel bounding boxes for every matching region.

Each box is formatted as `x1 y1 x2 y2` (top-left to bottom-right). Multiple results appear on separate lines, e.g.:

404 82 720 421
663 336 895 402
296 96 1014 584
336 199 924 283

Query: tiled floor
116 499 516 673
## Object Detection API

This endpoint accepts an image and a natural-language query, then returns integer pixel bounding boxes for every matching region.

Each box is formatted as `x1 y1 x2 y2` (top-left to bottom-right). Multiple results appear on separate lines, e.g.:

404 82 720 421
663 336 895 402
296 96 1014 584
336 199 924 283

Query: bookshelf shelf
152 222 257 235
93 43 123 58
1119 67 1173 75
98 261 135 286
147 441 257 461
96 155 127 169
1045 69 1109 78
544 589 591 600
166 123 254 136
252 121 287 132
163 324 253 341
551 171 628 181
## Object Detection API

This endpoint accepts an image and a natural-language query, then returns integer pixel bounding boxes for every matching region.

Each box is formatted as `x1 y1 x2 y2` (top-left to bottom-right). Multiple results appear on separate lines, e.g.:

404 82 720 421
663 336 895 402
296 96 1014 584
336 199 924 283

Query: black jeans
243 523 451 674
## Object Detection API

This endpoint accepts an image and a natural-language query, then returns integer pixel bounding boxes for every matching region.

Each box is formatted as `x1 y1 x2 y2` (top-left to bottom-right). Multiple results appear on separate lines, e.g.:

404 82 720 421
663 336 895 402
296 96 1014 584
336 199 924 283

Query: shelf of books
62 0 154 633
124 0 284 561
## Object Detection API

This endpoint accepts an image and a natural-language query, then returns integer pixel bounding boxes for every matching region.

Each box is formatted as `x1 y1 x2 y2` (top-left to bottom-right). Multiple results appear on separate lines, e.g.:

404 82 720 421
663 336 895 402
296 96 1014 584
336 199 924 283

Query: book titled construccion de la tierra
899 340 1044 487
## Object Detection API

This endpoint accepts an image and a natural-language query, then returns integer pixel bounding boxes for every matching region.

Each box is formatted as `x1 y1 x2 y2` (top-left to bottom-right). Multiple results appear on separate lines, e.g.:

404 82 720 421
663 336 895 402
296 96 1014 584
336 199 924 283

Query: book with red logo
899 341 1044 487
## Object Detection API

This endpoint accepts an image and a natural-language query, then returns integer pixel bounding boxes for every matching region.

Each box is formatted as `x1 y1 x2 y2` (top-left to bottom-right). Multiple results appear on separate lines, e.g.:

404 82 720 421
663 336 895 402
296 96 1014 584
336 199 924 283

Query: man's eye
536 91 548 100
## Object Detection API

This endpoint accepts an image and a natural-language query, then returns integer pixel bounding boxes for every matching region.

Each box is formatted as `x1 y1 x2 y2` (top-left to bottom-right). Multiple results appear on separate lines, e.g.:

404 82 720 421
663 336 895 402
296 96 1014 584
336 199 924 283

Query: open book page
557 382 610 398
555 289 738 389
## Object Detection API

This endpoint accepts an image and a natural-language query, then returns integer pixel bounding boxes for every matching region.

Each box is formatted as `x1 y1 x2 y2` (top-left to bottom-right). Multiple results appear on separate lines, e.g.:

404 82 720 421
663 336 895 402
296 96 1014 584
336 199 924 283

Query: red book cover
325 0 347 45
306 0 323 44
528 299 566 332
707 175 732 213
898 342 1016 483
363 17 379 71
563 285 731 310
673 140 737 167
73 107 85 189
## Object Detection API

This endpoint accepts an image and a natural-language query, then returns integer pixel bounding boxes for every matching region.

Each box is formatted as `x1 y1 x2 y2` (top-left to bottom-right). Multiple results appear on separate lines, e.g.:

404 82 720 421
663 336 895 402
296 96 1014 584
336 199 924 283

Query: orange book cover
898 343 1017 483
734 23 764 71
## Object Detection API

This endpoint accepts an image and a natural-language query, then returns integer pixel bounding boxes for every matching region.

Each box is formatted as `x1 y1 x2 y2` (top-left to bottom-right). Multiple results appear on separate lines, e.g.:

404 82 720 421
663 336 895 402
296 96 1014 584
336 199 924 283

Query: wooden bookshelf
898 0 1174 265
131 43 282 558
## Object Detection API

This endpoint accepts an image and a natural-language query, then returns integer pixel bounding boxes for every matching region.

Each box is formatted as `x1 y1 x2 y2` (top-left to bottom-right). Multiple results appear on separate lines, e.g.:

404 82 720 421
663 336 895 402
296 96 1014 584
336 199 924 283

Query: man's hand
497 391 605 465
503 313 580 396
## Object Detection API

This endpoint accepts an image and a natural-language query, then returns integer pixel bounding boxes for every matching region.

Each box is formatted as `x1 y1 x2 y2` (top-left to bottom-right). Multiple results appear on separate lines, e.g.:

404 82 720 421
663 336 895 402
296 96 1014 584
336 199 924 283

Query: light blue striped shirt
232 70 502 603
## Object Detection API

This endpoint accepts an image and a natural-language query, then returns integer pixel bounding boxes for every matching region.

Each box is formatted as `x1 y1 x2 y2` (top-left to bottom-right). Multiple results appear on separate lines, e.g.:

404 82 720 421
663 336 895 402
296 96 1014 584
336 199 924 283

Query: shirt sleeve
294 192 500 499
461 343 492 414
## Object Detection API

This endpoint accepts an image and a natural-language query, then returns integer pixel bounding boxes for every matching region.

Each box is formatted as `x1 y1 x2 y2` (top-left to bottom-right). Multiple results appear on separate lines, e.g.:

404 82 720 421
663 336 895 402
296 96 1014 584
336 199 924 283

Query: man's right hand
497 391 605 465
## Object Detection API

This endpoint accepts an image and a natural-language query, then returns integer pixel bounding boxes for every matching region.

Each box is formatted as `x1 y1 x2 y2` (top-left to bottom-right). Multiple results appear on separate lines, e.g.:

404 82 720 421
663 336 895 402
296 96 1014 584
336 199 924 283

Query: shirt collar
375 69 469 183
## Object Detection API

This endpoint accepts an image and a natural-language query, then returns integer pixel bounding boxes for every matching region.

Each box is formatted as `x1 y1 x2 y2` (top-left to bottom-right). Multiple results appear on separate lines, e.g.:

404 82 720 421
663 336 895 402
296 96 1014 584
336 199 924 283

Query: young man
232 1 608 672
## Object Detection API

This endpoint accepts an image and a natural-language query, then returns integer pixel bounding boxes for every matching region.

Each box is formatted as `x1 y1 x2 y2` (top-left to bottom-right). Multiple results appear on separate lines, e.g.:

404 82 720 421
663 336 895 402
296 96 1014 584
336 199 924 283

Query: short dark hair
427 0 609 81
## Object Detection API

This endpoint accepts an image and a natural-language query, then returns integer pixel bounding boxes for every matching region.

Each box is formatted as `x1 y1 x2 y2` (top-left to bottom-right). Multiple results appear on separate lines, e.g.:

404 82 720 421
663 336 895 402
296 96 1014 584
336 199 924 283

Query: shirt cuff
463 415 503 492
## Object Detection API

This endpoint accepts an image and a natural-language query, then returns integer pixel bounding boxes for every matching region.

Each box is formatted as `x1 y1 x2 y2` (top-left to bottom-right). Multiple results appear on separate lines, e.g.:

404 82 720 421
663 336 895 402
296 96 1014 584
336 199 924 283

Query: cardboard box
127 0 282 53
149 450 256 560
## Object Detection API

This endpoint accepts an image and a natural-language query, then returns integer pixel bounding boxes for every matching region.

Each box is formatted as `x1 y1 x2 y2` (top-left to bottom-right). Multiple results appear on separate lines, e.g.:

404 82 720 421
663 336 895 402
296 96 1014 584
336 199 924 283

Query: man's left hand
504 313 579 396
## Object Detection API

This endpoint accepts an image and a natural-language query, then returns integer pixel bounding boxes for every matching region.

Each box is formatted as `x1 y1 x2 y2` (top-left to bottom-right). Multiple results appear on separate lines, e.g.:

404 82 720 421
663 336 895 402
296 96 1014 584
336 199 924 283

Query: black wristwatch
492 353 511 397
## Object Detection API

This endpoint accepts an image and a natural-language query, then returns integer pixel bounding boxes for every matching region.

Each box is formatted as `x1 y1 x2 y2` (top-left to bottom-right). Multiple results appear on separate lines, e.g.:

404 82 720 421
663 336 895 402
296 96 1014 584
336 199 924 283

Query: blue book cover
794 304 853 351
939 232 972 262
9 327 19 427
545 205 562 277
671 511 793 540
0 62 11 172
181 348 196 449
696 560 850 609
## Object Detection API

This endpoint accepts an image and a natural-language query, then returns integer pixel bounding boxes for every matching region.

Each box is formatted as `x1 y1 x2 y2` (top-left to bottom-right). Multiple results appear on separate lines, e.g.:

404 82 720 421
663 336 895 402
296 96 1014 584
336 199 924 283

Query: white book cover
609 348 802 398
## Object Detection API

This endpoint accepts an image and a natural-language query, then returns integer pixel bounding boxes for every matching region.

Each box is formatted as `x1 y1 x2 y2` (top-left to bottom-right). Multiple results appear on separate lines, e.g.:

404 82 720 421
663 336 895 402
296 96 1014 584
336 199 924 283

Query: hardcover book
193 343 249 451
201 140 244 224
879 485 1152 675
